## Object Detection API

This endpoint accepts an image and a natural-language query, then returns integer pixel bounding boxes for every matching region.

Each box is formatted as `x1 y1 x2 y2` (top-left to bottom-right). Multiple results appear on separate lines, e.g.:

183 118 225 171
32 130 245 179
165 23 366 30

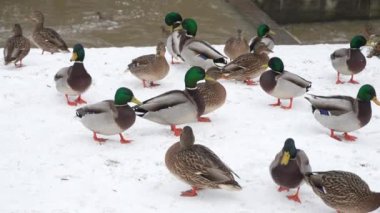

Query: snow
1 44 380 213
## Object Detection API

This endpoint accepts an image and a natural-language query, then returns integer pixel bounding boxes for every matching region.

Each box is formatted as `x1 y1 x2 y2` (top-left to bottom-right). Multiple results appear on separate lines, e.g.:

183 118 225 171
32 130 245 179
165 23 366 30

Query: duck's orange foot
343 132 357 141
330 130 342 141
198 117 211 122
278 186 289 192
348 79 359 84
270 99 281 107
75 96 87 104
119 134 132 144
335 79 344 84
287 194 301 203
181 187 198 197
65 94 77 106
93 132 107 143
244 79 257 86
170 125 182 137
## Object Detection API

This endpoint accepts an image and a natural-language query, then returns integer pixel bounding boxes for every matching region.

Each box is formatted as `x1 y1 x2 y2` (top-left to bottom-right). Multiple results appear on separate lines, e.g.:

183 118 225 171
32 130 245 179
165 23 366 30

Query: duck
133 66 207 136
221 43 272 85
270 138 311 203
260 57 311 109
224 29 249 60
305 84 380 141
197 67 226 121
179 20 227 70
249 24 275 53
305 171 380 213
54 43 92 106
164 12 183 64
76 87 141 143
128 41 170 88
3 24 30 67
165 126 242 196
30 10 69 54
331 35 367 84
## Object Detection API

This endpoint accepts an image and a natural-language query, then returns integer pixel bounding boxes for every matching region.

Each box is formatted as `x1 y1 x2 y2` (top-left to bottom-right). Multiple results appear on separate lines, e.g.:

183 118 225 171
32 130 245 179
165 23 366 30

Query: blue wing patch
319 109 330 116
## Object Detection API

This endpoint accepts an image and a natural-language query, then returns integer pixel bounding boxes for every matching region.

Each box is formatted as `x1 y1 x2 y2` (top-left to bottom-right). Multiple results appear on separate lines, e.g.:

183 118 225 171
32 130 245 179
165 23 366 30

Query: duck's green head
180 126 195 148
280 138 297 166
165 12 182 30
350 35 367 49
357 84 380 105
184 66 206 88
257 24 274 38
182 18 197 37
268 57 284 73
70 43 85 62
114 87 142 106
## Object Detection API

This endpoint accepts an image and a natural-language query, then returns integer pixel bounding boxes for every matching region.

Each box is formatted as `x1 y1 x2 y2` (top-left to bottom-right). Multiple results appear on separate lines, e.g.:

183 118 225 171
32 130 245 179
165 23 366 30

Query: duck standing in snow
54 43 92 106
197 67 226 121
270 138 311 203
164 12 183 64
260 57 311 109
30 10 69 54
221 43 271 85
179 19 227 70
224 29 249 60
133 66 207 136
76 87 141 143
249 24 275 53
3 24 30 67
305 84 380 141
305 171 380 212
330 35 367 84
165 126 241 197
128 41 170 88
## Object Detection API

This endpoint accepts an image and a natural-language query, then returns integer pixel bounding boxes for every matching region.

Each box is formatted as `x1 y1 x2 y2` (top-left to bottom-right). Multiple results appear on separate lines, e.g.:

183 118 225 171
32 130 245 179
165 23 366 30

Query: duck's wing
128 54 155 69
133 90 190 115
330 48 350 60
186 39 225 60
54 66 72 81
4 37 17 64
76 100 113 118
296 150 312 174
40 28 68 51
305 95 357 116
280 71 312 90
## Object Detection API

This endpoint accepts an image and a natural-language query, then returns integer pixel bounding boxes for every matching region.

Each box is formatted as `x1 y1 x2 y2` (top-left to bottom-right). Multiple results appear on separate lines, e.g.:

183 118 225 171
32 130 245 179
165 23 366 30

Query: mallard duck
260 57 311 109
54 43 92 106
76 87 141 143
305 171 380 213
3 24 30 67
164 12 183 64
165 126 242 196
128 41 169 88
270 138 311 203
305 84 380 141
197 67 226 121
249 24 275 53
30 10 69 54
133 67 206 136
221 43 272 85
179 20 227 70
224 29 249 60
331 35 367 84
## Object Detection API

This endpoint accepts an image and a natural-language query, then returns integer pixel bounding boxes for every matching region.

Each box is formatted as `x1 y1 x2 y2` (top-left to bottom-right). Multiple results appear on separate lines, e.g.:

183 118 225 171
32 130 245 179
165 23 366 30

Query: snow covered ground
1 44 379 213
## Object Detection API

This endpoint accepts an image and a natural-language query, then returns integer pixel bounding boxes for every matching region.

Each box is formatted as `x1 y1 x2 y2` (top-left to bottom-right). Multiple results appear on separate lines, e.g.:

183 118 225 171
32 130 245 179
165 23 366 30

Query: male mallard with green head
3 24 30 67
224 29 249 60
30 10 69 54
165 12 183 64
305 84 380 141
54 43 92 106
133 66 207 136
221 43 272 85
270 138 311 203
165 126 241 197
128 41 170 88
76 87 141 143
197 67 226 122
249 24 275 53
331 35 367 84
260 57 311 109
305 171 380 213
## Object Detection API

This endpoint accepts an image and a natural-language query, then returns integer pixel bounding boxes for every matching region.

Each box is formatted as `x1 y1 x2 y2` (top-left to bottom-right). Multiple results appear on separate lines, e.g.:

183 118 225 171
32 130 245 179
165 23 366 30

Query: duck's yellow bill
132 97 142 105
70 52 78 62
372 96 380 106
205 74 215 81
261 64 269 69
269 30 276 35
280 151 290 166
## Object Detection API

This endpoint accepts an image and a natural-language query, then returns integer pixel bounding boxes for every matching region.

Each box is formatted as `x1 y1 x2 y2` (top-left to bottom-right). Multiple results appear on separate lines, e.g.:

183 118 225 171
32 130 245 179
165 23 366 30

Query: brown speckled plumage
3 24 30 66
305 171 380 213
224 29 249 60
31 11 69 54
165 126 241 194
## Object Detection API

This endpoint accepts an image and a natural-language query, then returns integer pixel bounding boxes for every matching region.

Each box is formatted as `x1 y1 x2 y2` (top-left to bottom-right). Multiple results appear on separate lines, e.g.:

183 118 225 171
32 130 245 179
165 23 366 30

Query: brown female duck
224 29 249 60
3 24 30 67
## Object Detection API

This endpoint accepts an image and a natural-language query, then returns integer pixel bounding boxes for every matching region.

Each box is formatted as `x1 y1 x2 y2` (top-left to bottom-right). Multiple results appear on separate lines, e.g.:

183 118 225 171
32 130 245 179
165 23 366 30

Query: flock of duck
3 10 380 212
